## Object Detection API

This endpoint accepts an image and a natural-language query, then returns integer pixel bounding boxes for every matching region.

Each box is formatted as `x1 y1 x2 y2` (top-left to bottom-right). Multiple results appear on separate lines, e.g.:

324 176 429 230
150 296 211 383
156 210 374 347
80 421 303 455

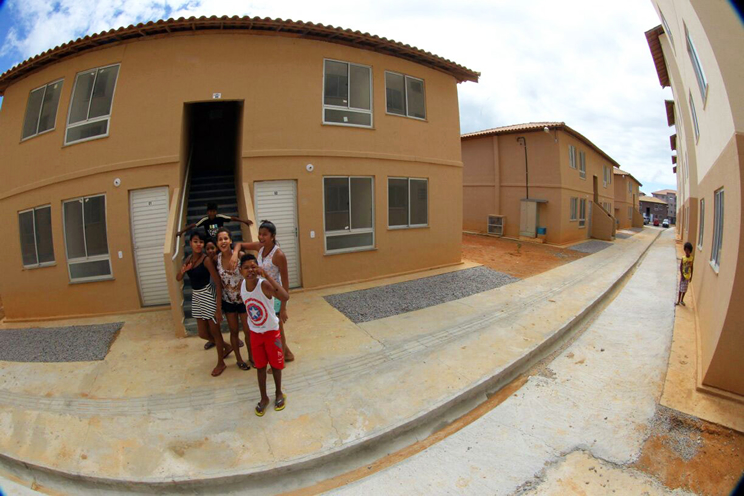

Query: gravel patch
568 240 613 254
0 322 123 362
615 232 633 239
647 405 704 462
324 266 519 323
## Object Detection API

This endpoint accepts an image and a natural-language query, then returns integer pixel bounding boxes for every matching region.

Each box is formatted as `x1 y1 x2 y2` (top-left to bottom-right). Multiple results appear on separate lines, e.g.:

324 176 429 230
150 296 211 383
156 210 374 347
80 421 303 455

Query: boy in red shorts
239 254 289 416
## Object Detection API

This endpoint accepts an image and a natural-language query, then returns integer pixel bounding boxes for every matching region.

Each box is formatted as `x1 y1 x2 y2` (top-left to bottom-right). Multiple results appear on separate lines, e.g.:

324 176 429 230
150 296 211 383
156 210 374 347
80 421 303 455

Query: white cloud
0 0 676 190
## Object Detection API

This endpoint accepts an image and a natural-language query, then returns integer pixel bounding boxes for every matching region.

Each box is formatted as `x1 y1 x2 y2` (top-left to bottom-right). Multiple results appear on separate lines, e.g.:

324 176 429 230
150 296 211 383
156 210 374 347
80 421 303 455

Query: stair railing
172 147 193 261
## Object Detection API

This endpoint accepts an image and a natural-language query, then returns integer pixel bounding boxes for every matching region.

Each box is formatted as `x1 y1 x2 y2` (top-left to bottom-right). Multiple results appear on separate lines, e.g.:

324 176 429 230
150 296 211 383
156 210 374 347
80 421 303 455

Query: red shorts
250 330 284 370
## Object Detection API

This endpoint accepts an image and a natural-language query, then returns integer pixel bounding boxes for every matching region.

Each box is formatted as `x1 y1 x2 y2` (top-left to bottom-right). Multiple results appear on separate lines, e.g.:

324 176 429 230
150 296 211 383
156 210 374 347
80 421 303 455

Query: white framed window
603 165 608 187
570 197 577 221
685 24 707 102
388 177 428 228
18 205 55 268
628 181 632 194
323 177 375 253
579 199 586 227
660 10 675 52
65 64 120 145
710 188 723 270
385 72 426 120
63 194 112 282
697 198 705 251
323 59 372 128
568 145 577 169
579 151 586 179
689 92 700 142
22 79 63 140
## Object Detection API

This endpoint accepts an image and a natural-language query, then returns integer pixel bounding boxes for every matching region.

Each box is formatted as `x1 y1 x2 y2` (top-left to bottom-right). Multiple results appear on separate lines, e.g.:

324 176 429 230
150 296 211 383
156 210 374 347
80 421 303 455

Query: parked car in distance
654 218 660 226
662 218 670 228
643 215 650 225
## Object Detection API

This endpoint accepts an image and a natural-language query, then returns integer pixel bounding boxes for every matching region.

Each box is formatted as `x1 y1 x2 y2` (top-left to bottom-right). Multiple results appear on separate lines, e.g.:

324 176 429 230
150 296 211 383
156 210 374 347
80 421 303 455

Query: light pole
516 136 529 199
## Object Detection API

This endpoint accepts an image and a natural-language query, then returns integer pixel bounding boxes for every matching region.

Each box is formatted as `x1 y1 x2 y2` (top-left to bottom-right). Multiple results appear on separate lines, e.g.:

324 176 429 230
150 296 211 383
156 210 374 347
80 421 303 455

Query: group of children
175 203 293 416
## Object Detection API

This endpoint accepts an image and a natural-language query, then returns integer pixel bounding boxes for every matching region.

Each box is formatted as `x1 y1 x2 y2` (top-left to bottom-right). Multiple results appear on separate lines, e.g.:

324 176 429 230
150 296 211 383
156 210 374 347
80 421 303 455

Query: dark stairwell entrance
181 101 244 335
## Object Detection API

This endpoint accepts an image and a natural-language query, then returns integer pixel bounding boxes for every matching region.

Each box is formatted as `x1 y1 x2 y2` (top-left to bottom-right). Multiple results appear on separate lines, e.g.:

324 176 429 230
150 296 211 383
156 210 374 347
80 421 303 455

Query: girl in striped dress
176 231 232 376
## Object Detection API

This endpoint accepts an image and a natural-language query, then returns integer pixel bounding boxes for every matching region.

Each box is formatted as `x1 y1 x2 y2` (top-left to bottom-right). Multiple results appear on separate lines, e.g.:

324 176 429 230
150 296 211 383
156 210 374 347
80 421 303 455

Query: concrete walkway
332 229 687 495
0 229 660 494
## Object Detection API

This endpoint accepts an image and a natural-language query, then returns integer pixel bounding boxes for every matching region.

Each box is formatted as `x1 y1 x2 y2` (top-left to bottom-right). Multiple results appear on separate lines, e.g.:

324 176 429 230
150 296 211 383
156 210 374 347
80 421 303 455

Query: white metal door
130 187 170 306
254 180 301 288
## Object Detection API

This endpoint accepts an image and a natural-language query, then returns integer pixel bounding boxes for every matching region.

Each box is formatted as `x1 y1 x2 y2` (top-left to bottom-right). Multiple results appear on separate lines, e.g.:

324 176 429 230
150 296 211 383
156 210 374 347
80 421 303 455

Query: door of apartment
519 200 537 237
254 180 302 288
130 186 170 306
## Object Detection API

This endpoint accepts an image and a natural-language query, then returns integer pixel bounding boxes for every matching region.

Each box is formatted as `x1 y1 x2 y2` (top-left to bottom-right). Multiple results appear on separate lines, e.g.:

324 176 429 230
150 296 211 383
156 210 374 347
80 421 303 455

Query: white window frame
689 92 700 142
568 145 577 169
62 193 113 282
64 63 121 146
387 177 429 229
579 151 586 179
18 205 55 269
710 188 723 271
628 181 632 194
602 165 608 188
570 197 577 221
322 59 373 129
21 79 64 141
685 24 708 102
660 10 675 52
323 176 375 254
384 71 427 121
697 198 705 251
579 198 586 228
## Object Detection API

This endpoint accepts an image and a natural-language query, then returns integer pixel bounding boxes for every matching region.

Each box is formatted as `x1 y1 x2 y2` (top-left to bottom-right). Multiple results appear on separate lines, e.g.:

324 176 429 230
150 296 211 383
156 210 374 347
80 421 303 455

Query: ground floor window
711 188 724 270
18 205 54 268
579 199 586 227
570 197 577 221
697 199 705 250
324 177 374 253
63 194 112 281
388 177 428 228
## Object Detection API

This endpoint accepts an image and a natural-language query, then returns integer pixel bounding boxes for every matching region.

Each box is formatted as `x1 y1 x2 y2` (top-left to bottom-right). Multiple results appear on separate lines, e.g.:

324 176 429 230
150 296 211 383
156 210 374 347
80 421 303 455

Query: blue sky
0 0 678 194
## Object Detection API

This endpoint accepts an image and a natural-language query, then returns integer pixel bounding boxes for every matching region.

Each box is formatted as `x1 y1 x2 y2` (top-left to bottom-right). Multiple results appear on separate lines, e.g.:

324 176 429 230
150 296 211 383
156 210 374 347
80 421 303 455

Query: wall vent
487 215 505 236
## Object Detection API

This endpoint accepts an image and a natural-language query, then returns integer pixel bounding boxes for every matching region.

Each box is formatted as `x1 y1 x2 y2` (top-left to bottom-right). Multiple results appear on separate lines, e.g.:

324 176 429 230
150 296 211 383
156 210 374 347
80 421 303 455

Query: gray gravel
615 232 633 239
647 405 704 461
0 322 123 362
568 240 613 254
324 266 519 323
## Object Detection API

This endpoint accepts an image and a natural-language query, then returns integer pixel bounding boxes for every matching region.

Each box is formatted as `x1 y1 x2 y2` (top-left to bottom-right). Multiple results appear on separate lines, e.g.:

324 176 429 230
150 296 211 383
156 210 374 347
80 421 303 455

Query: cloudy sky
0 0 675 193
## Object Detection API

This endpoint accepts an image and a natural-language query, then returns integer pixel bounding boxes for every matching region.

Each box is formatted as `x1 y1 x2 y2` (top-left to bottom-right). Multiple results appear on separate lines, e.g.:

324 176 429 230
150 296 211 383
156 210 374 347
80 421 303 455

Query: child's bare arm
257 268 289 302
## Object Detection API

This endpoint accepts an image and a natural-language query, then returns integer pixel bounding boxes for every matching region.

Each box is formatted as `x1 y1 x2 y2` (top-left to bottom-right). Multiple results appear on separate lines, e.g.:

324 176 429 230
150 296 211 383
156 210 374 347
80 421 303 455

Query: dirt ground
461 233 587 279
633 405 744 495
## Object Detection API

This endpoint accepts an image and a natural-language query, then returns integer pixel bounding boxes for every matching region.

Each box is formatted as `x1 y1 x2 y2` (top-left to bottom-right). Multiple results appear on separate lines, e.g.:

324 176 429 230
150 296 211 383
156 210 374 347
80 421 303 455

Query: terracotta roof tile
640 195 668 205
645 25 670 87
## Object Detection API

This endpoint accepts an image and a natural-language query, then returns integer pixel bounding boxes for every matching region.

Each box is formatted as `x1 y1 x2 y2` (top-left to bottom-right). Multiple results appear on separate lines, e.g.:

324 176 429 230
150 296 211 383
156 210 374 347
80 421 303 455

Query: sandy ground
461 233 587 279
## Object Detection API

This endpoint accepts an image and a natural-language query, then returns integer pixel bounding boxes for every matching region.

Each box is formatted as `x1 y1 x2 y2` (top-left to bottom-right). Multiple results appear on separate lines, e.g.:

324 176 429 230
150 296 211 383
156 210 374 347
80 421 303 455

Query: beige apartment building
613 169 643 230
462 122 618 245
0 16 478 333
646 0 744 396
652 188 677 223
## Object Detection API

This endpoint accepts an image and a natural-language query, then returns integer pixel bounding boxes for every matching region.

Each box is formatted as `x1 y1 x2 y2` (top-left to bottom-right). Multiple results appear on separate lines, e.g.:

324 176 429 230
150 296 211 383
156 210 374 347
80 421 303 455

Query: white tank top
257 245 282 286
240 277 280 334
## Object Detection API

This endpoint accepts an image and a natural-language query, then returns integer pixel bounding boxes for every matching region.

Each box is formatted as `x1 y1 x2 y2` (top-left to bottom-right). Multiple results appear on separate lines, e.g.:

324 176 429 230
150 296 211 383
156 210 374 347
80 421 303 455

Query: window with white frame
324 177 374 253
579 199 586 227
18 205 54 268
697 198 705 250
689 92 700 141
66 64 120 144
388 177 428 228
570 197 578 221
660 10 675 51
628 180 632 194
568 145 577 169
685 24 707 101
22 80 63 140
385 72 426 120
63 195 112 281
710 188 723 270
579 151 586 179
323 60 372 128
603 165 608 187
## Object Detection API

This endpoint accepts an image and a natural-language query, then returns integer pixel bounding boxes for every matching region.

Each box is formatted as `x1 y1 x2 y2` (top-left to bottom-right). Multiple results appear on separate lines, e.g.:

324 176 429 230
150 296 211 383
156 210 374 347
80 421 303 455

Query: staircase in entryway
182 172 244 336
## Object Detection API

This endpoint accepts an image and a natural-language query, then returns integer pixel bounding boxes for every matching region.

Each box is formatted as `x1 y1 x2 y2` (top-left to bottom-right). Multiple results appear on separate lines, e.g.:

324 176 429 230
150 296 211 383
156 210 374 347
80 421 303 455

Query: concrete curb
0 230 663 492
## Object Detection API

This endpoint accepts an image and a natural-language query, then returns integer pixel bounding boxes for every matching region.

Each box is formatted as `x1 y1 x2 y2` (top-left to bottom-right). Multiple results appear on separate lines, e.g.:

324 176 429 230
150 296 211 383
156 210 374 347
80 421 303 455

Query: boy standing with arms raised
239 254 289 416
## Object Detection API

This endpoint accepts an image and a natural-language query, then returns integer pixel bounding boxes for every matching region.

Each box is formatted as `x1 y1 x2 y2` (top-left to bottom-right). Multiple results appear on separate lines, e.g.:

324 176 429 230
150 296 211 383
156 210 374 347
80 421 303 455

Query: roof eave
645 25 670 88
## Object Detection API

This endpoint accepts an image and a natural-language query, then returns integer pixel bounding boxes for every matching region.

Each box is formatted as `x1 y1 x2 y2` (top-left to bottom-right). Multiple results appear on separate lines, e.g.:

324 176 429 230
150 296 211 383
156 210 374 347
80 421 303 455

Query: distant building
646 0 744 396
638 195 667 222
613 169 644 229
461 122 618 245
652 189 677 223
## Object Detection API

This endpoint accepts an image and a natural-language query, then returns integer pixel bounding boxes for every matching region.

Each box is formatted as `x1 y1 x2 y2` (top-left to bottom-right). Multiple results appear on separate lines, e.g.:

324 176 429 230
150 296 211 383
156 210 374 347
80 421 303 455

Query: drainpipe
516 136 529 199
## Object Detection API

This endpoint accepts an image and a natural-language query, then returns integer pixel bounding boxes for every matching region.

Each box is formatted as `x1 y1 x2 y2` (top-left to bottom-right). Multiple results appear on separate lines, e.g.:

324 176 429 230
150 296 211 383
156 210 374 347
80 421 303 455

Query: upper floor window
63 194 112 281
710 188 723 271
685 24 707 101
388 177 428 228
579 151 586 179
22 80 63 140
385 72 426 120
18 205 55 268
697 198 705 251
689 92 700 141
323 60 372 128
66 64 120 145
628 181 632 194
660 10 675 51
568 145 577 169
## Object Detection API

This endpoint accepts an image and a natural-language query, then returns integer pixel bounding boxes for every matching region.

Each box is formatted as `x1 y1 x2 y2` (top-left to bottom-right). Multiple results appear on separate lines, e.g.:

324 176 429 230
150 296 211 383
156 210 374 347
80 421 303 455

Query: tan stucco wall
0 32 465 320
613 175 640 230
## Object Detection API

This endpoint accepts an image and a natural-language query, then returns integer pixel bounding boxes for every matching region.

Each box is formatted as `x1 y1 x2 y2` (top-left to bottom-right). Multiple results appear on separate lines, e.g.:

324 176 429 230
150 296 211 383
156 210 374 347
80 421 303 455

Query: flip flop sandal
274 394 287 412
237 361 250 371
255 401 267 417
238 340 245 348
204 342 216 350
211 365 226 377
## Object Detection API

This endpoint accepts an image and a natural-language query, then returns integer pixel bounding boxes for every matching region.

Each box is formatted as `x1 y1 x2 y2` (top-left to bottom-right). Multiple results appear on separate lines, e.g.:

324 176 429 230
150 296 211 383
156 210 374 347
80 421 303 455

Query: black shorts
222 300 246 314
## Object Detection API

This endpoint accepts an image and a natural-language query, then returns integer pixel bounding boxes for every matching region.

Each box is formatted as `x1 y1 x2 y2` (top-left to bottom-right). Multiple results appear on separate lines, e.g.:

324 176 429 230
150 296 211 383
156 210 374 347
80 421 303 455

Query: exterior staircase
182 172 244 336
